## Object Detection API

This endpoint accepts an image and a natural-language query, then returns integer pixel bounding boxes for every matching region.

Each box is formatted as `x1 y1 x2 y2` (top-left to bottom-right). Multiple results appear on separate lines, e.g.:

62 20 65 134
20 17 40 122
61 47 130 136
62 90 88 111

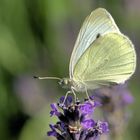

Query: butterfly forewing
73 33 136 90
69 8 121 78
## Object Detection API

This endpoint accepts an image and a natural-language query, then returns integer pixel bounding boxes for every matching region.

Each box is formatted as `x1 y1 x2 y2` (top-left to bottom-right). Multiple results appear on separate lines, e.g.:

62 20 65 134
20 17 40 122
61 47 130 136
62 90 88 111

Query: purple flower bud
81 119 95 129
59 96 73 106
79 102 94 115
47 124 57 137
47 130 57 137
50 103 60 117
97 121 109 134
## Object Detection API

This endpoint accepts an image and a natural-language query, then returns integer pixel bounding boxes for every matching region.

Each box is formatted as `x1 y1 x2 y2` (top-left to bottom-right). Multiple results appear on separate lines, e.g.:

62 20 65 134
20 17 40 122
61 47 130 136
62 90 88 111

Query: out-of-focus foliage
0 0 139 140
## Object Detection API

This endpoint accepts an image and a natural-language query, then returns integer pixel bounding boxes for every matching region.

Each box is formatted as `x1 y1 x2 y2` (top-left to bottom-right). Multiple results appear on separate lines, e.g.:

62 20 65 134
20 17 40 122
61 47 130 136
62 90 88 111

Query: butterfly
35 8 136 98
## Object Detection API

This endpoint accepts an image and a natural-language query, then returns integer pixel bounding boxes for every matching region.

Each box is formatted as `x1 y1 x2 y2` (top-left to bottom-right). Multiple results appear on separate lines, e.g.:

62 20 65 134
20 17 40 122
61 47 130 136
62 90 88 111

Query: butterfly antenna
33 76 61 81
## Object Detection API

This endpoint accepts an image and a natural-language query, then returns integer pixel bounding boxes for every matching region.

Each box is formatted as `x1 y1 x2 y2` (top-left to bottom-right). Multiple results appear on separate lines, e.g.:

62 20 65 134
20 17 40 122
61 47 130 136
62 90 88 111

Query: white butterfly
36 8 136 98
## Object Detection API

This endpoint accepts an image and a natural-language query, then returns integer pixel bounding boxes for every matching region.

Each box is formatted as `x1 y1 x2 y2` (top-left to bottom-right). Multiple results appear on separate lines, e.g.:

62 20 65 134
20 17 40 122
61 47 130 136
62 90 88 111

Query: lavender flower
47 96 109 140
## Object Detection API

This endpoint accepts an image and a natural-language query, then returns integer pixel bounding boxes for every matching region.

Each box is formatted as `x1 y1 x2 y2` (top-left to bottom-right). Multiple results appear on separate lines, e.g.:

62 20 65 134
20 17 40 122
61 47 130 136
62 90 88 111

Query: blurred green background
0 0 139 140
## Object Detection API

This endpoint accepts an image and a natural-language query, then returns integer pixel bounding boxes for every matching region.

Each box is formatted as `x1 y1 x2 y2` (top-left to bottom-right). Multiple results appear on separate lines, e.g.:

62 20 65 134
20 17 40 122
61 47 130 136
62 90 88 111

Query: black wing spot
96 33 100 39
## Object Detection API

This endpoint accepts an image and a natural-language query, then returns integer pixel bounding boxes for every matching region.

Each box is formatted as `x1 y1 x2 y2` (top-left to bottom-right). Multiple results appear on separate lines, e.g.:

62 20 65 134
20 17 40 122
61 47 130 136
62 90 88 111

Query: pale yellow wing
69 8 120 78
73 33 136 90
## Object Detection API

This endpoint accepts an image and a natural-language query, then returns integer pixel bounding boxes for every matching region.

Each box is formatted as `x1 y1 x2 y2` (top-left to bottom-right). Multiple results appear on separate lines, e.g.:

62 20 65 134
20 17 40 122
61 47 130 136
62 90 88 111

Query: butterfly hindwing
73 33 136 90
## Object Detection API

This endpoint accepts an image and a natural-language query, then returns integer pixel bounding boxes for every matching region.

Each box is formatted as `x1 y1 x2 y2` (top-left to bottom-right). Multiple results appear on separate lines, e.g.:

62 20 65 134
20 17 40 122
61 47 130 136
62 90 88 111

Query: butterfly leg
85 87 90 100
71 87 77 102
62 90 72 105
62 88 77 105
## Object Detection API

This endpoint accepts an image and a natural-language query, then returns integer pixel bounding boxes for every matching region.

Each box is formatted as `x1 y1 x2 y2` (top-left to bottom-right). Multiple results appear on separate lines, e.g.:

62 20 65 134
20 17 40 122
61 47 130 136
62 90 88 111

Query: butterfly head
58 78 72 89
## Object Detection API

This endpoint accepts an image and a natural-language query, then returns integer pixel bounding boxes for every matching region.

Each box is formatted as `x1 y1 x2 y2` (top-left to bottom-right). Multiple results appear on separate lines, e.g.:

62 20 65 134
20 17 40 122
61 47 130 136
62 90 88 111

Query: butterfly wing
73 33 136 90
69 8 120 78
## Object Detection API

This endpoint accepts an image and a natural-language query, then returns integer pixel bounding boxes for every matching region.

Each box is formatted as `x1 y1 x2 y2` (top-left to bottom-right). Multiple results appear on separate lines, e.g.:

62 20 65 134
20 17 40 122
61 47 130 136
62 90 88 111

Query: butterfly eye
58 78 69 86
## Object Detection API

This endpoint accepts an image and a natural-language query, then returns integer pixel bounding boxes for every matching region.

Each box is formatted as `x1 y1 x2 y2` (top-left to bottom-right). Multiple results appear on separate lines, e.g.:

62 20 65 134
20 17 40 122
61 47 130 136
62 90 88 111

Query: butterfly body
59 78 85 92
